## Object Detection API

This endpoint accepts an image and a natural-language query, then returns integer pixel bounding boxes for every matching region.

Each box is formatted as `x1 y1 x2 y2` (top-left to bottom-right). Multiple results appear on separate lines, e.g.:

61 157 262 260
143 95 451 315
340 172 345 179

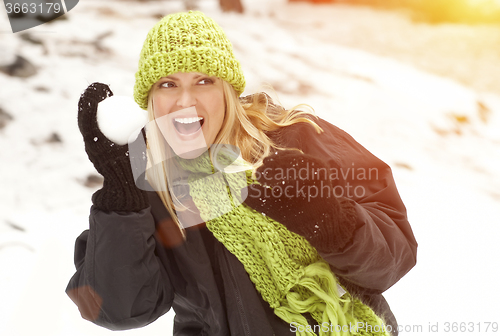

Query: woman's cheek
152 97 170 118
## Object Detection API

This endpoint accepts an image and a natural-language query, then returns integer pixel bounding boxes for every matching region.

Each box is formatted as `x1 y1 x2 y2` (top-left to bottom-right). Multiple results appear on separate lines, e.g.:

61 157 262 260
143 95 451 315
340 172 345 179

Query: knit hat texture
134 11 246 110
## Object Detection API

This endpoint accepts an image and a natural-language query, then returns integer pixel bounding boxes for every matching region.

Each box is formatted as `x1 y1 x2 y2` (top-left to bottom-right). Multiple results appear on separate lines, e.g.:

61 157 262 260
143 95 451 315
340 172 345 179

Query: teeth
174 117 203 124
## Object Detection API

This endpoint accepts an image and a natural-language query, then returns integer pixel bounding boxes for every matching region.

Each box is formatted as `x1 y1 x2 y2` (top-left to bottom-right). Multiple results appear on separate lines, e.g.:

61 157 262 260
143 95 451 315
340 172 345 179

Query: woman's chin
173 146 208 160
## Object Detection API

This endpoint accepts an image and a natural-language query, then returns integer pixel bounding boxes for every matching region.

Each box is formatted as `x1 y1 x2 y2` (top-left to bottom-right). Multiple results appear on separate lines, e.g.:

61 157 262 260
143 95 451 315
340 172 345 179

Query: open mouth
173 116 204 135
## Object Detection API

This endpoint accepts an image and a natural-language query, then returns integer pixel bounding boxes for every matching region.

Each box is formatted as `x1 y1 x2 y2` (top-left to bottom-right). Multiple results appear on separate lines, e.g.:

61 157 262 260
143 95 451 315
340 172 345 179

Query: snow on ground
0 0 499 335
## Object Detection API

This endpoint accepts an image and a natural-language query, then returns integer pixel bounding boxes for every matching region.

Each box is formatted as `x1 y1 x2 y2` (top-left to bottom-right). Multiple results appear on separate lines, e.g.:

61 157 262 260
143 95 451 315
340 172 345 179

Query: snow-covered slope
1 1 499 335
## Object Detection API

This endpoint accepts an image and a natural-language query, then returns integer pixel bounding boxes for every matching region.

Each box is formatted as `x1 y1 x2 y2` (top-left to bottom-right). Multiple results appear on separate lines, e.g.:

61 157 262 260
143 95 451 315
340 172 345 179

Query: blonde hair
145 80 322 237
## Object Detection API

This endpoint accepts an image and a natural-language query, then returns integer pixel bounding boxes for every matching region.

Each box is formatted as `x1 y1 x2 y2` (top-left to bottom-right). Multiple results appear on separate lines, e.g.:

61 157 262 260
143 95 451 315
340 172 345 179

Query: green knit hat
134 11 246 110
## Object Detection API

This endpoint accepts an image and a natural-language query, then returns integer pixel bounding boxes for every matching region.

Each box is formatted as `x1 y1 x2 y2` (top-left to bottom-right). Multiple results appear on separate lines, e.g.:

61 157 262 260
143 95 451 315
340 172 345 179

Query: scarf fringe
275 261 390 336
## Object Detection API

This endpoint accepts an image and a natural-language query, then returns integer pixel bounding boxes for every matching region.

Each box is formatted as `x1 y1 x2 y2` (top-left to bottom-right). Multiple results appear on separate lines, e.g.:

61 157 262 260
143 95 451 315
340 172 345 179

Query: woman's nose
176 88 196 108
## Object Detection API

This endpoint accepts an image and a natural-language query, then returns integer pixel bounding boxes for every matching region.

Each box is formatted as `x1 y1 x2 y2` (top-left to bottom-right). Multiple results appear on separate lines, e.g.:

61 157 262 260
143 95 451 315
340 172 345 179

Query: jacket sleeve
276 117 418 293
65 205 175 330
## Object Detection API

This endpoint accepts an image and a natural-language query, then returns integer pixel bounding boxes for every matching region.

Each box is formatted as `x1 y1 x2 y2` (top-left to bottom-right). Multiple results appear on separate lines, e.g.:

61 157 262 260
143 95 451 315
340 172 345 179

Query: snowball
97 95 148 145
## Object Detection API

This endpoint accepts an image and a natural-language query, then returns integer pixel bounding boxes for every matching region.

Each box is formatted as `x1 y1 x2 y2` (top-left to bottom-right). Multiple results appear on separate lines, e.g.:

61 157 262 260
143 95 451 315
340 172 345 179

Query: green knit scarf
176 151 391 336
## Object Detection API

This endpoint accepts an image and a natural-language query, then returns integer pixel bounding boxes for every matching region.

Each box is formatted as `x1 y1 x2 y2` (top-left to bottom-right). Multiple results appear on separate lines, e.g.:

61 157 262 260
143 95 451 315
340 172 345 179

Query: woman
67 11 417 336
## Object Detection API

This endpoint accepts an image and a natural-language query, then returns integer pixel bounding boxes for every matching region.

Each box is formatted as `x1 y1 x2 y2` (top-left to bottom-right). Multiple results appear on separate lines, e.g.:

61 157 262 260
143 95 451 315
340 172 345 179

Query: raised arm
66 83 174 330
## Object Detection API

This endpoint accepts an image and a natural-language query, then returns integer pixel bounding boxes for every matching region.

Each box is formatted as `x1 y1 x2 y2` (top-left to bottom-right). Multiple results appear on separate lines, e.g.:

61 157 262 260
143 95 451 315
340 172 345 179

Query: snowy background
1 0 500 335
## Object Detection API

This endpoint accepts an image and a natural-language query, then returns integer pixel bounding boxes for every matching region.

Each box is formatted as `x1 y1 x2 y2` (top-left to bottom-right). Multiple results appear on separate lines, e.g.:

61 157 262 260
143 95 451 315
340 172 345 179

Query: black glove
243 151 360 253
78 82 149 212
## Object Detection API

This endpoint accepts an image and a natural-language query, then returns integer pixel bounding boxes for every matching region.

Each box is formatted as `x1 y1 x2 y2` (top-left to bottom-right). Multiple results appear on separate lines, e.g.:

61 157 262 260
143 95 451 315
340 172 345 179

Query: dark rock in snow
35 11 68 24
46 132 63 144
84 174 104 188
20 33 44 46
7 11 26 19
34 86 50 92
0 55 37 78
93 31 113 53
6 220 25 232
0 108 14 129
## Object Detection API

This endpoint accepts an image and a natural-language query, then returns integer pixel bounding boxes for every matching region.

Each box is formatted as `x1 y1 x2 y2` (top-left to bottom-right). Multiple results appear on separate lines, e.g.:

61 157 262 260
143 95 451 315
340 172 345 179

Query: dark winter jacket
66 117 418 336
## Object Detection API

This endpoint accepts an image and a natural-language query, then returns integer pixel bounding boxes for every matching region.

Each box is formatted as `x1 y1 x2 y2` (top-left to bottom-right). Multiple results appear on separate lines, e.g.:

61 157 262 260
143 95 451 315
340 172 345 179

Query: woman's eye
160 82 176 88
198 78 214 85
